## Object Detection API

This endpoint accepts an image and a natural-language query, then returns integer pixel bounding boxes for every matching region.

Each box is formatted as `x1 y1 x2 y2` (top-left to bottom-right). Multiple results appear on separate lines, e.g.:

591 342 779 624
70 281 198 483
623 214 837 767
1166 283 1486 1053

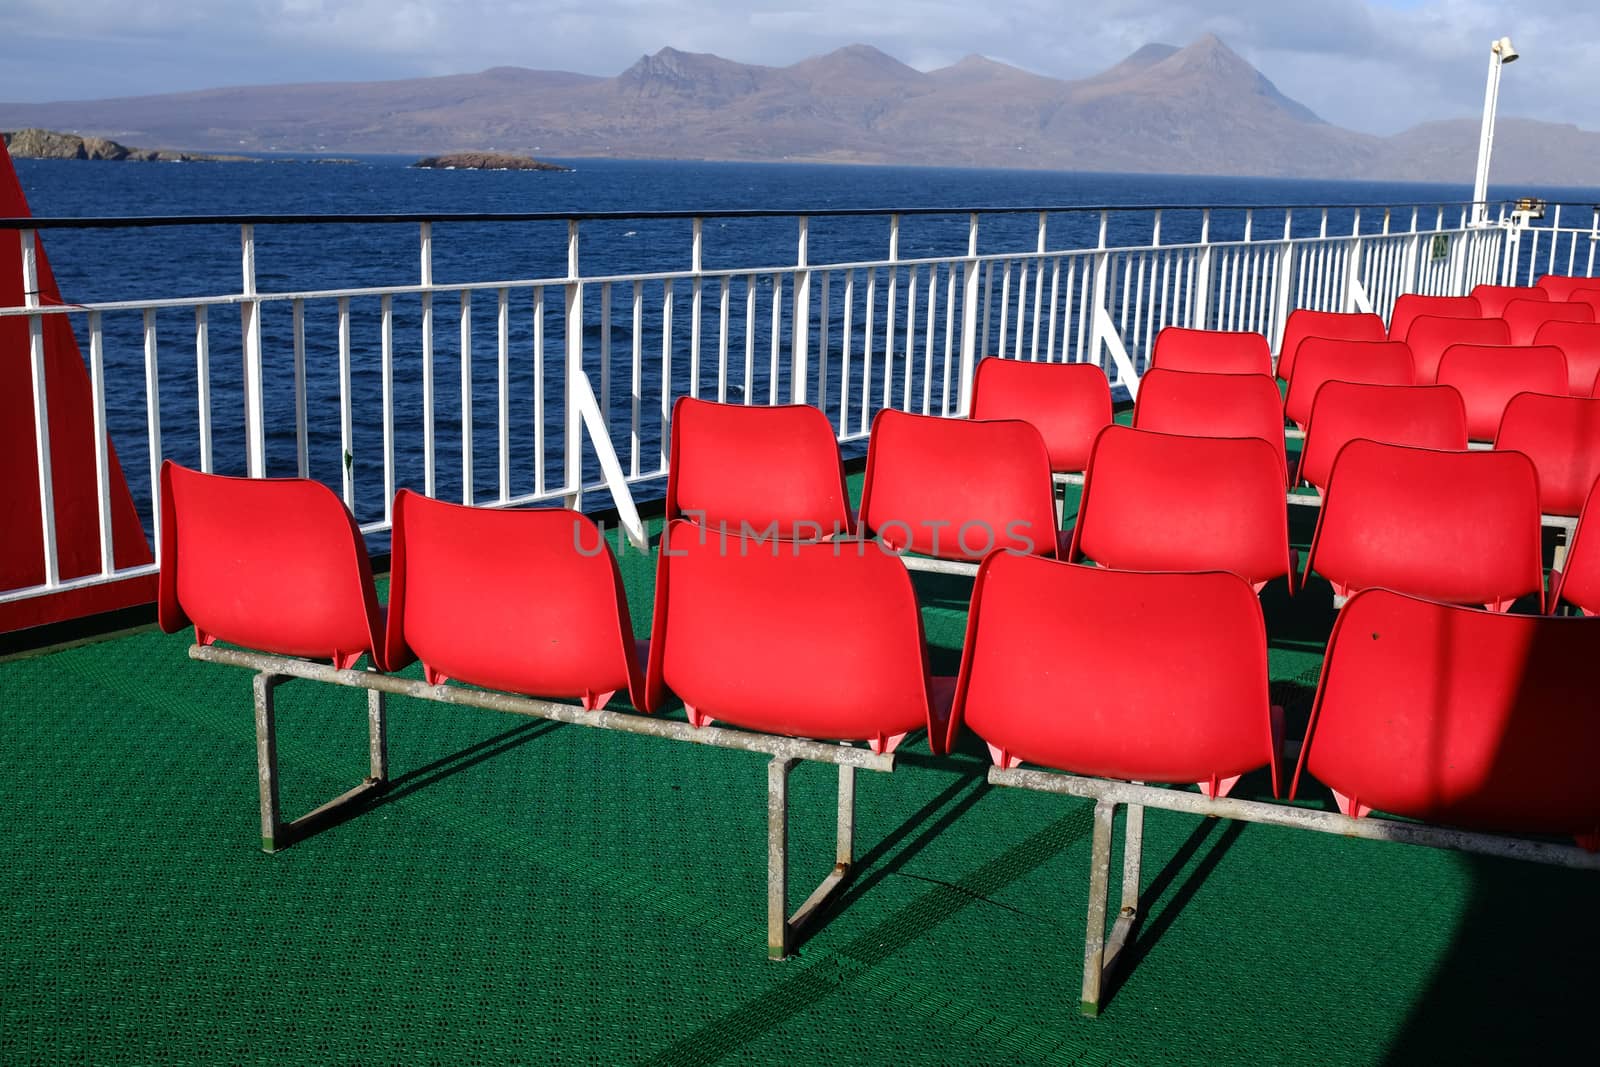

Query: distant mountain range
4 35 1599 184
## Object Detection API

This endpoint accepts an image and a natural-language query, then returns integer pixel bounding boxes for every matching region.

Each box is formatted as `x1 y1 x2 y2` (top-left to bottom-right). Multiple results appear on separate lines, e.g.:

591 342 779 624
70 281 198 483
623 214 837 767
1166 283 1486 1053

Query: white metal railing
0 198 1577 613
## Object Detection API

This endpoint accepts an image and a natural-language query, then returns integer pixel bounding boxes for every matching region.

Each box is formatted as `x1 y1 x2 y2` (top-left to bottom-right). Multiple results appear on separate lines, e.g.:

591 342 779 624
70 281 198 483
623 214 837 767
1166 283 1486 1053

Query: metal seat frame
987 765 1600 1016
198 642 889 962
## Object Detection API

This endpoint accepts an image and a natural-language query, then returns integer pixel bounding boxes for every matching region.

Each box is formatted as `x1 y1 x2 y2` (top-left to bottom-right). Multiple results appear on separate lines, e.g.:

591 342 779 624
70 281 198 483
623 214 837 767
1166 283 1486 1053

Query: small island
3 128 253 162
411 151 570 172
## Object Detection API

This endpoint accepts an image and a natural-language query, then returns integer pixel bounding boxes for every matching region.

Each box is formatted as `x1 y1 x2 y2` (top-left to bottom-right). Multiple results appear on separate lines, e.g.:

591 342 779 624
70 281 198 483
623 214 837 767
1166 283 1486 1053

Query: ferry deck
3 173 1598 1064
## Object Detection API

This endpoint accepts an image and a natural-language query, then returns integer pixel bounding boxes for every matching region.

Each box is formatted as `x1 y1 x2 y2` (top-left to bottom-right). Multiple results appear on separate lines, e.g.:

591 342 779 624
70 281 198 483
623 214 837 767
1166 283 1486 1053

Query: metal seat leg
767 756 858 960
1081 799 1144 1015
255 671 390 853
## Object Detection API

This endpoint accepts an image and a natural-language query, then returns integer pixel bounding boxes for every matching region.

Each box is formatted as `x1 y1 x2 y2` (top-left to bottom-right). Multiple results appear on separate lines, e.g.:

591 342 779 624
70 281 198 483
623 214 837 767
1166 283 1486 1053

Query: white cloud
0 0 1595 135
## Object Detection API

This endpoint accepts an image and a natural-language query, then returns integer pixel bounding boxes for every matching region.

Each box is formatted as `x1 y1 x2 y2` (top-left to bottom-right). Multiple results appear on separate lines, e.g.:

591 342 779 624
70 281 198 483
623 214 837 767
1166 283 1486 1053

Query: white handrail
3 201 1573 612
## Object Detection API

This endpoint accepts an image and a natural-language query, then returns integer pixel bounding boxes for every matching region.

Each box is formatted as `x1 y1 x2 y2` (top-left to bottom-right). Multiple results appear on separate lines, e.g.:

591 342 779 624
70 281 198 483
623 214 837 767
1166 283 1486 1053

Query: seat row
668 391 1600 612
967 348 1600 523
1163 314 1594 439
161 460 1600 1014
159 452 1600 769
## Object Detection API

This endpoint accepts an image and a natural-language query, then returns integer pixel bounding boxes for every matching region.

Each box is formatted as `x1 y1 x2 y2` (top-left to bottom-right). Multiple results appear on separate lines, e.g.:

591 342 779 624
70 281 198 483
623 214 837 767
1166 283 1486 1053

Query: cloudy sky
0 0 1591 136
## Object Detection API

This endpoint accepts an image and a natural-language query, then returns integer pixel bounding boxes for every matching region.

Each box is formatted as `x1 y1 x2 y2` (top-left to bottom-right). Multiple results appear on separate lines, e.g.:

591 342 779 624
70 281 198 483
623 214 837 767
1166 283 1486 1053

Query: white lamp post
1471 36 1519 224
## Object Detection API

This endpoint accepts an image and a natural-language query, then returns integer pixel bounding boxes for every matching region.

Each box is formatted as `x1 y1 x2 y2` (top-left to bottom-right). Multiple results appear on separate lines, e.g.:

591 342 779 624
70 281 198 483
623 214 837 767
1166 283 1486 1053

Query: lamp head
1494 36 1519 63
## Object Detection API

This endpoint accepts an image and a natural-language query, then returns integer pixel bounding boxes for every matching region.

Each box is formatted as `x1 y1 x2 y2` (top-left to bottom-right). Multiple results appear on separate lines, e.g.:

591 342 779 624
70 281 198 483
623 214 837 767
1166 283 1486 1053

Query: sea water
13 156 1598 531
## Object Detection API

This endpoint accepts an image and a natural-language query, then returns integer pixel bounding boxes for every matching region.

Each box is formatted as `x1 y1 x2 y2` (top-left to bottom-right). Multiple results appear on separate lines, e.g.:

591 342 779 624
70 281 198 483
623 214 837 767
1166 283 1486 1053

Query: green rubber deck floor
2 469 1593 1065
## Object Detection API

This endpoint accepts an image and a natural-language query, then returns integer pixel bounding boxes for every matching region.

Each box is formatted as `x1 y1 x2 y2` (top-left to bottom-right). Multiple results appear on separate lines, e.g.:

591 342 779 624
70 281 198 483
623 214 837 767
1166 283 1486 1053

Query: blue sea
14 156 1600 534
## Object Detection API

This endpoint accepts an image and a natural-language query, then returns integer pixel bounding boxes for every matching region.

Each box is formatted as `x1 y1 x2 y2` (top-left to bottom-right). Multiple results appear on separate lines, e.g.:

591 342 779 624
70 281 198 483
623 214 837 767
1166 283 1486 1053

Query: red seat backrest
1283 338 1414 428
1389 294 1481 341
1295 587 1600 839
1533 320 1600 397
1306 440 1544 610
1132 368 1288 480
1469 283 1547 318
1276 309 1386 383
1537 274 1600 301
969 358 1112 474
1070 425 1293 590
1299 381 1467 492
1569 289 1600 319
383 491 645 709
645 520 939 754
1150 326 1272 375
665 396 851 539
952 553 1277 795
1436 343 1569 441
157 461 383 670
1553 480 1600 615
1403 315 1510 383
1502 297 1594 346
860 409 1057 561
1493 393 1600 517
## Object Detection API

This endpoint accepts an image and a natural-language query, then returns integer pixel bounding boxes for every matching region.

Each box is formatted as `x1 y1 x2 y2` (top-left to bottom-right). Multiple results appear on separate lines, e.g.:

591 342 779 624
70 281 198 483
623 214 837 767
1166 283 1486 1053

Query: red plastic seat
1569 289 1600 318
1132 368 1288 480
1304 440 1543 611
860 408 1059 561
1537 274 1600 301
1551 481 1600 615
1403 314 1510 384
1436 343 1568 441
1283 338 1413 429
1298 382 1467 492
1533 320 1600 397
157 461 383 670
1276 309 1386 383
1069 426 1294 592
384 491 646 710
1294 587 1600 843
666 396 851 539
1493 393 1600 518
951 553 1278 798
1150 326 1272 375
969 358 1112 475
1388 294 1481 342
1469 283 1547 318
645 519 946 753
1502 297 1593 346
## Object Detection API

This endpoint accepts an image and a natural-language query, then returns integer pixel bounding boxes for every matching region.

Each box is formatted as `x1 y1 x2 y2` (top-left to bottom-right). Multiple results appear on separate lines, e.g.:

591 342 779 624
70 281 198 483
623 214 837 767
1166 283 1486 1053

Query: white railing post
1081 209 1142 395
240 224 266 477
1501 209 1527 286
420 222 436 496
142 308 162 556
291 299 308 477
194 305 212 474
1401 208 1420 301
1448 206 1472 296
1090 212 1112 373
21 229 58 586
1547 204 1563 279
338 297 355 507
1271 211 1295 356
1030 212 1046 361
458 289 472 505
883 214 900 410
1193 209 1213 329
564 219 584 510
497 287 511 505
1342 208 1365 312
381 294 395 522
88 310 113 575
690 217 703 399
571 372 647 553
793 216 809 404
957 213 980 415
